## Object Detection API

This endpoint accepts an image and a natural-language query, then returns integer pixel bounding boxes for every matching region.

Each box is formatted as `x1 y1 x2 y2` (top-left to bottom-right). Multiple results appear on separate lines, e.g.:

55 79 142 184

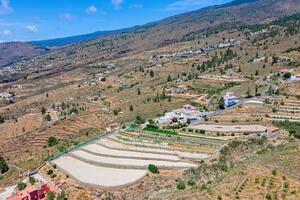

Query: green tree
44 114 51 122
218 97 225 110
29 176 36 185
167 75 172 82
150 70 154 77
283 72 291 80
41 107 47 114
129 105 134 112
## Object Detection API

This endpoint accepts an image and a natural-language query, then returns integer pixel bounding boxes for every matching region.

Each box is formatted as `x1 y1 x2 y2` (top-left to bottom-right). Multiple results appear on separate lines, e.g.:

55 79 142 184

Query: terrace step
81 143 180 161
69 150 197 170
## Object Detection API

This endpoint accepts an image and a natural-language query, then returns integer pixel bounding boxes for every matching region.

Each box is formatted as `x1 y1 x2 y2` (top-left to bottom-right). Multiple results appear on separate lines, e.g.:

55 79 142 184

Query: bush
47 169 54 175
176 180 186 190
187 179 196 186
47 192 56 200
50 174 57 179
0 114 5 124
146 124 159 129
48 136 58 147
17 182 27 190
0 156 9 174
29 176 36 185
148 164 159 174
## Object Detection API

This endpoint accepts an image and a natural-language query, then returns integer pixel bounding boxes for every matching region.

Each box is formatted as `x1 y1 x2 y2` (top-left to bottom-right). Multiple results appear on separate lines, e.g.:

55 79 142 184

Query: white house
291 74 300 82
157 105 203 125
224 92 238 107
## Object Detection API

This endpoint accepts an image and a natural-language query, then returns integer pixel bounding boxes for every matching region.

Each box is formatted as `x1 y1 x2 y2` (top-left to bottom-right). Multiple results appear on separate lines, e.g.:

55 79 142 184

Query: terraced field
52 129 219 188
268 99 300 123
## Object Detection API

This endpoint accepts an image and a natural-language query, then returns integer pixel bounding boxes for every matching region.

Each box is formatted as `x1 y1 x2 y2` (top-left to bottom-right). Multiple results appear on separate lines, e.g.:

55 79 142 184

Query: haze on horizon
0 0 231 42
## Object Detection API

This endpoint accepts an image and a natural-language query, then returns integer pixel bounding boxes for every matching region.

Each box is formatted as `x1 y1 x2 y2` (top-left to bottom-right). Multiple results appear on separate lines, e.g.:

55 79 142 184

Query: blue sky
0 0 231 42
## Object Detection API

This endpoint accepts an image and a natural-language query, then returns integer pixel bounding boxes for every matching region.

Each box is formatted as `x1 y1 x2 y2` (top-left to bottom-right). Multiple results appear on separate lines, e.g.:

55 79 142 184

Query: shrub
187 179 196 186
47 191 56 200
17 182 27 190
50 174 57 179
199 129 205 134
148 164 159 174
0 156 9 174
29 176 36 185
176 180 186 190
0 114 5 124
47 169 54 175
48 136 58 147
146 124 159 129
265 193 272 200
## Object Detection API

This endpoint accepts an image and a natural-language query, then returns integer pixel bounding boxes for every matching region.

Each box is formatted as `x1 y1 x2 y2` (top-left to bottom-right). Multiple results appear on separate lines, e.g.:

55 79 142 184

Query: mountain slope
0 42 48 68
43 0 300 59
28 0 300 49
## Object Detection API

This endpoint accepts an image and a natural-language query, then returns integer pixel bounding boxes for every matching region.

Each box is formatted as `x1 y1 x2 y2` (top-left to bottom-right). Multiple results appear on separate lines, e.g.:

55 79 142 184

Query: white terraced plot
99 138 210 159
52 156 147 187
70 150 197 168
52 133 210 188
98 138 176 154
82 143 180 161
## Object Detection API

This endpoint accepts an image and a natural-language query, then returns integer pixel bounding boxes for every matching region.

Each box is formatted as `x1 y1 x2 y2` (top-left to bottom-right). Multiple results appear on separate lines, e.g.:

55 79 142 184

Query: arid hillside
0 42 48 67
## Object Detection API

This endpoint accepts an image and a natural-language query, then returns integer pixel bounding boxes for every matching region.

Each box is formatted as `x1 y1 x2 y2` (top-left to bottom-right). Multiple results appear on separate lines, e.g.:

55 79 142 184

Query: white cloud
1 29 12 35
86 5 97 14
112 0 123 9
165 0 228 12
0 0 13 14
26 25 38 32
59 13 75 21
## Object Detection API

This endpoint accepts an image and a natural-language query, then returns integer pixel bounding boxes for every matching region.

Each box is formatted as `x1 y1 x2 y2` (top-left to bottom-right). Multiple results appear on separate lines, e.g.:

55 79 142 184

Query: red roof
278 68 289 73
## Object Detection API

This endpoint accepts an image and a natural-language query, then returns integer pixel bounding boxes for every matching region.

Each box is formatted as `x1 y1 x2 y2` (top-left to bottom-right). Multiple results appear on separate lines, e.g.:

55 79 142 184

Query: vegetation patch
143 127 178 135
273 121 300 139
148 164 159 174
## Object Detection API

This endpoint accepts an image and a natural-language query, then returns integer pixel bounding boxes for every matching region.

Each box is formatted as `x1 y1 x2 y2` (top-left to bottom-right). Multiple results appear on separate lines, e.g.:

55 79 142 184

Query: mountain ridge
29 0 259 48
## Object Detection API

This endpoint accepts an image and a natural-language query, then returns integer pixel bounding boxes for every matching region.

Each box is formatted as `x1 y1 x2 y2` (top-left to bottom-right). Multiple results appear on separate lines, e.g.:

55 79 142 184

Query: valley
0 0 300 199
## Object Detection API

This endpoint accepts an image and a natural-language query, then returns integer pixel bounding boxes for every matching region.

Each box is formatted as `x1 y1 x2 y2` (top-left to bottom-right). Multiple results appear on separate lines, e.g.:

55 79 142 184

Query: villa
7 182 59 200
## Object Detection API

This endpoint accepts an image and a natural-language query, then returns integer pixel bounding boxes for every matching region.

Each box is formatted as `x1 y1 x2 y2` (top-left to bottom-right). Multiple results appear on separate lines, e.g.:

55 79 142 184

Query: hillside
0 42 48 68
23 0 300 67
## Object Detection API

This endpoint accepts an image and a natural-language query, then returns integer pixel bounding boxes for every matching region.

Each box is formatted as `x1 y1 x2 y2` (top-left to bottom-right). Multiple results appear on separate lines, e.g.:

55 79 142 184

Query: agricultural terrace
51 129 213 188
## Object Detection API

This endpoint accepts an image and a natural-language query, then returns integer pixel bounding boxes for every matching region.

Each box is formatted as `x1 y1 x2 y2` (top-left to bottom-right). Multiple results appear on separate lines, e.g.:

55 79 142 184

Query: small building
7 182 59 200
157 104 203 125
0 93 13 101
224 92 238 107
291 74 300 82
